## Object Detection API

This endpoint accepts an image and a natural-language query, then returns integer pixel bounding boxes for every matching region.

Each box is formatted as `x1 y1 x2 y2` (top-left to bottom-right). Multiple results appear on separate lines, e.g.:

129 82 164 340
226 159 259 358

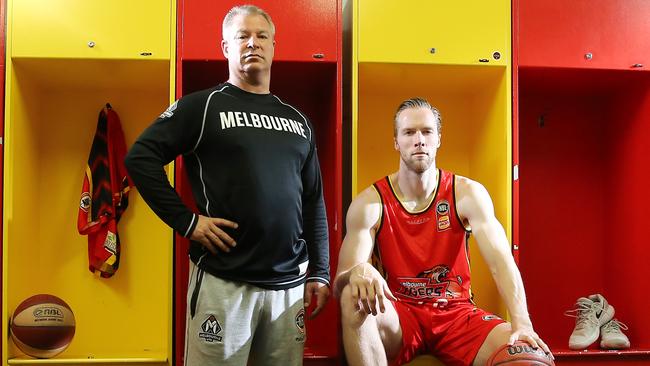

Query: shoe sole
600 339 630 349
570 332 600 350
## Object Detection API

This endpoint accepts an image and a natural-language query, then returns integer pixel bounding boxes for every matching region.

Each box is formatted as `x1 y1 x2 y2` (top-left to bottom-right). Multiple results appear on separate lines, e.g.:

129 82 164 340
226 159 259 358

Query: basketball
10 294 76 358
487 341 555 366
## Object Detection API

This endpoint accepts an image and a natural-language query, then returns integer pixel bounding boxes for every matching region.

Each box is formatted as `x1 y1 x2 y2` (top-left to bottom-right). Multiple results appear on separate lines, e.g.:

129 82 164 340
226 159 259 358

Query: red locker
518 0 650 70
181 0 338 62
514 1 650 365
175 1 343 365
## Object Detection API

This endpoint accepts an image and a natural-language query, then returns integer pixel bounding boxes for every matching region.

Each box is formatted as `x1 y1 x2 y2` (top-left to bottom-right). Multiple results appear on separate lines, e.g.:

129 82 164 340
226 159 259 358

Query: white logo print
199 315 223 342
159 101 178 119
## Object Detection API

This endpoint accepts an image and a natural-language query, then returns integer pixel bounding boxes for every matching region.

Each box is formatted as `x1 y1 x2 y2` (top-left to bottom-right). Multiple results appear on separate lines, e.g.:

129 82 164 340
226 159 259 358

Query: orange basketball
10 294 76 358
487 341 555 366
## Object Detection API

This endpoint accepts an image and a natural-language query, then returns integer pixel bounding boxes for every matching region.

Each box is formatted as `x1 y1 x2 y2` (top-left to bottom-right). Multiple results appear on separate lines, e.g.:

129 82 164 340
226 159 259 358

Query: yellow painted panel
358 0 509 65
466 66 511 318
11 0 171 60
3 59 172 364
355 63 510 321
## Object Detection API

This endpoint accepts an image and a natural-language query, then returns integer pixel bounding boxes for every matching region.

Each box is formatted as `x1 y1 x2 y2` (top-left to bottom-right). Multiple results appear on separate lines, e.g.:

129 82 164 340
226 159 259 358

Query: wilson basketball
487 341 555 366
10 294 76 358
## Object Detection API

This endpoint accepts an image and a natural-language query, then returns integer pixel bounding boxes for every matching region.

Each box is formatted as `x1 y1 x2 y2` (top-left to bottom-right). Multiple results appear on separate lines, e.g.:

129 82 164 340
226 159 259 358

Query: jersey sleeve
301 125 331 286
124 94 204 237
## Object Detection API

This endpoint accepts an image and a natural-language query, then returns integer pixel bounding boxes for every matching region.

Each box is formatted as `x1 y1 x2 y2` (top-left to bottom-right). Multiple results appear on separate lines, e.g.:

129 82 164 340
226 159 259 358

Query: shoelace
564 301 601 330
602 319 628 334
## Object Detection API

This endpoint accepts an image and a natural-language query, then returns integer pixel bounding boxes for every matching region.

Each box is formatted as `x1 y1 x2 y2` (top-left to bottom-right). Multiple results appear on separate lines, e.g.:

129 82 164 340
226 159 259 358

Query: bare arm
334 187 380 295
334 187 396 314
456 177 549 352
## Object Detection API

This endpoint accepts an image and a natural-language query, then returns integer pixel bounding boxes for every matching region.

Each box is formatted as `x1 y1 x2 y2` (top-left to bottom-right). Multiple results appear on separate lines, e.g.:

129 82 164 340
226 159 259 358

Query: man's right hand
348 262 397 316
190 215 238 255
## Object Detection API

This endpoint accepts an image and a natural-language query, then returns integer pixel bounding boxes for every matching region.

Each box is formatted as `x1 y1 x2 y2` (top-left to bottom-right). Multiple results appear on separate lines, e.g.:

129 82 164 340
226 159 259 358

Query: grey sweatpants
184 261 305 366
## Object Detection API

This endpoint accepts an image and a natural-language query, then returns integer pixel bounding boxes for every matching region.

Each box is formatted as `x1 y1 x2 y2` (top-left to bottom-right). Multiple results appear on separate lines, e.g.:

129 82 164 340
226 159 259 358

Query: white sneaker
564 294 615 349
600 319 630 349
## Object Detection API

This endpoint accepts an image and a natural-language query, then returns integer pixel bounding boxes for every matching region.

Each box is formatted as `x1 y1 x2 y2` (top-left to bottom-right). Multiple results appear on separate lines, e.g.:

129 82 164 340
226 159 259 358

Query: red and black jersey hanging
78 104 132 278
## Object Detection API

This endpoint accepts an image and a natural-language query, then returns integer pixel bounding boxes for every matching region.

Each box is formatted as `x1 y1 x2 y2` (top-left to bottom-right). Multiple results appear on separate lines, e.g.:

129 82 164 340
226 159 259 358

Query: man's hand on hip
190 215 238 254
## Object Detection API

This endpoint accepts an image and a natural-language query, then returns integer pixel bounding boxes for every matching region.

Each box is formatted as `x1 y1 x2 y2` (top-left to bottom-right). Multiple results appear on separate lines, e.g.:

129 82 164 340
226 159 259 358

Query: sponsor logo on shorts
295 309 305 342
199 315 223 343
436 200 451 231
159 101 178 119
396 265 463 300
482 314 501 321
80 192 91 212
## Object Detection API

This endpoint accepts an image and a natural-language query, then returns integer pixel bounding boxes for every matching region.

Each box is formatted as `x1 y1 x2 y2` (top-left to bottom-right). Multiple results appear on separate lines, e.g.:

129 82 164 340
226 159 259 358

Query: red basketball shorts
392 300 505 366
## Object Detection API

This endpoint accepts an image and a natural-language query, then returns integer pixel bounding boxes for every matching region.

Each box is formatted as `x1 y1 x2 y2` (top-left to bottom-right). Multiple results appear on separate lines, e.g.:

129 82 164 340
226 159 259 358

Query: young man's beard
402 154 434 174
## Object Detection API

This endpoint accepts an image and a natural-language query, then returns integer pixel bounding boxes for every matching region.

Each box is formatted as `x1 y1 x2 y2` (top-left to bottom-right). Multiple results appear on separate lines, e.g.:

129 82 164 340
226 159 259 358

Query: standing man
334 98 552 366
125 5 330 365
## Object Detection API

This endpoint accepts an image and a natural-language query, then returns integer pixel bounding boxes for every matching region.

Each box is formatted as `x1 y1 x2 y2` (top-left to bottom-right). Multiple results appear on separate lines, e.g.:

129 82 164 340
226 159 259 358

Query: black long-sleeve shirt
125 82 330 289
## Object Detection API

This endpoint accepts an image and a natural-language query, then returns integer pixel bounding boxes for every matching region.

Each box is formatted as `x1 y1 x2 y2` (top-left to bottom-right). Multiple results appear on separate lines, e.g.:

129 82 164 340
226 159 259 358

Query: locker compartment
2 58 173 364
175 2 342 363
518 67 650 361
355 63 512 319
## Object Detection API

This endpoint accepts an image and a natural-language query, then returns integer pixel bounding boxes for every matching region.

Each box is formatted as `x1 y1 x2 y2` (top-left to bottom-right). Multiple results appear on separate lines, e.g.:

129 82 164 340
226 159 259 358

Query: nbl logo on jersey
436 200 451 231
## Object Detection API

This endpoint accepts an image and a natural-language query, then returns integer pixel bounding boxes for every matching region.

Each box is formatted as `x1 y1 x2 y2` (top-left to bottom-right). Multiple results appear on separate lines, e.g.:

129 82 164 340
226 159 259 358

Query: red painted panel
174 60 343 365
518 68 650 360
604 79 650 351
181 0 338 62
519 82 608 350
519 0 650 70
553 355 650 366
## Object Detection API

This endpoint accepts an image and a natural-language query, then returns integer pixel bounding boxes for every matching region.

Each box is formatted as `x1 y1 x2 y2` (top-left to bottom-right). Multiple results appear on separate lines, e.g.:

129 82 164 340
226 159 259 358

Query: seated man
334 98 551 366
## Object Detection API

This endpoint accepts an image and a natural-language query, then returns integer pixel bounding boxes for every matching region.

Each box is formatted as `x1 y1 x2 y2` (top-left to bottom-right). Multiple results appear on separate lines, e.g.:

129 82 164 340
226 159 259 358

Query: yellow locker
3 0 176 364
11 0 171 60
352 1 512 364
358 0 508 65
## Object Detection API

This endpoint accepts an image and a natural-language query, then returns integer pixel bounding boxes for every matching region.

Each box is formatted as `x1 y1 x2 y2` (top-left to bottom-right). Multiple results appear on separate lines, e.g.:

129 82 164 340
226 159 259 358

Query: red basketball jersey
373 169 473 304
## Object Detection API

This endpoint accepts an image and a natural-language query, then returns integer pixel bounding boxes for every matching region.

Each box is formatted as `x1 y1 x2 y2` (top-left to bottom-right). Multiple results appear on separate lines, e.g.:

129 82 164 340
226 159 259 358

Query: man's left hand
304 281 330 319
509 325 553 358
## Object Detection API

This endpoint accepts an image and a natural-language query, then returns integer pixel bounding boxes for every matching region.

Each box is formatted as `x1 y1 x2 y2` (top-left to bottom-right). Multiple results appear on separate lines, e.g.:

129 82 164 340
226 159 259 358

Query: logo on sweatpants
295 309 305 342
199 315 223 342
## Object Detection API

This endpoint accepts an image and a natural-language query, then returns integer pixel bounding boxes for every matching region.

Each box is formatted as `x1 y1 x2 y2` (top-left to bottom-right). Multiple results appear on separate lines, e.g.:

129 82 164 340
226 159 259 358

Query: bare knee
340 285 359 320
340 285 377 329
474 322 513 366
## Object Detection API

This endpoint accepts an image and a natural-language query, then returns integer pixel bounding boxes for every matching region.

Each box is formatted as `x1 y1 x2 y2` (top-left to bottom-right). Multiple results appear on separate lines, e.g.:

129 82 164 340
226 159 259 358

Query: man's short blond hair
222 5 275 38
393 97 442 136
